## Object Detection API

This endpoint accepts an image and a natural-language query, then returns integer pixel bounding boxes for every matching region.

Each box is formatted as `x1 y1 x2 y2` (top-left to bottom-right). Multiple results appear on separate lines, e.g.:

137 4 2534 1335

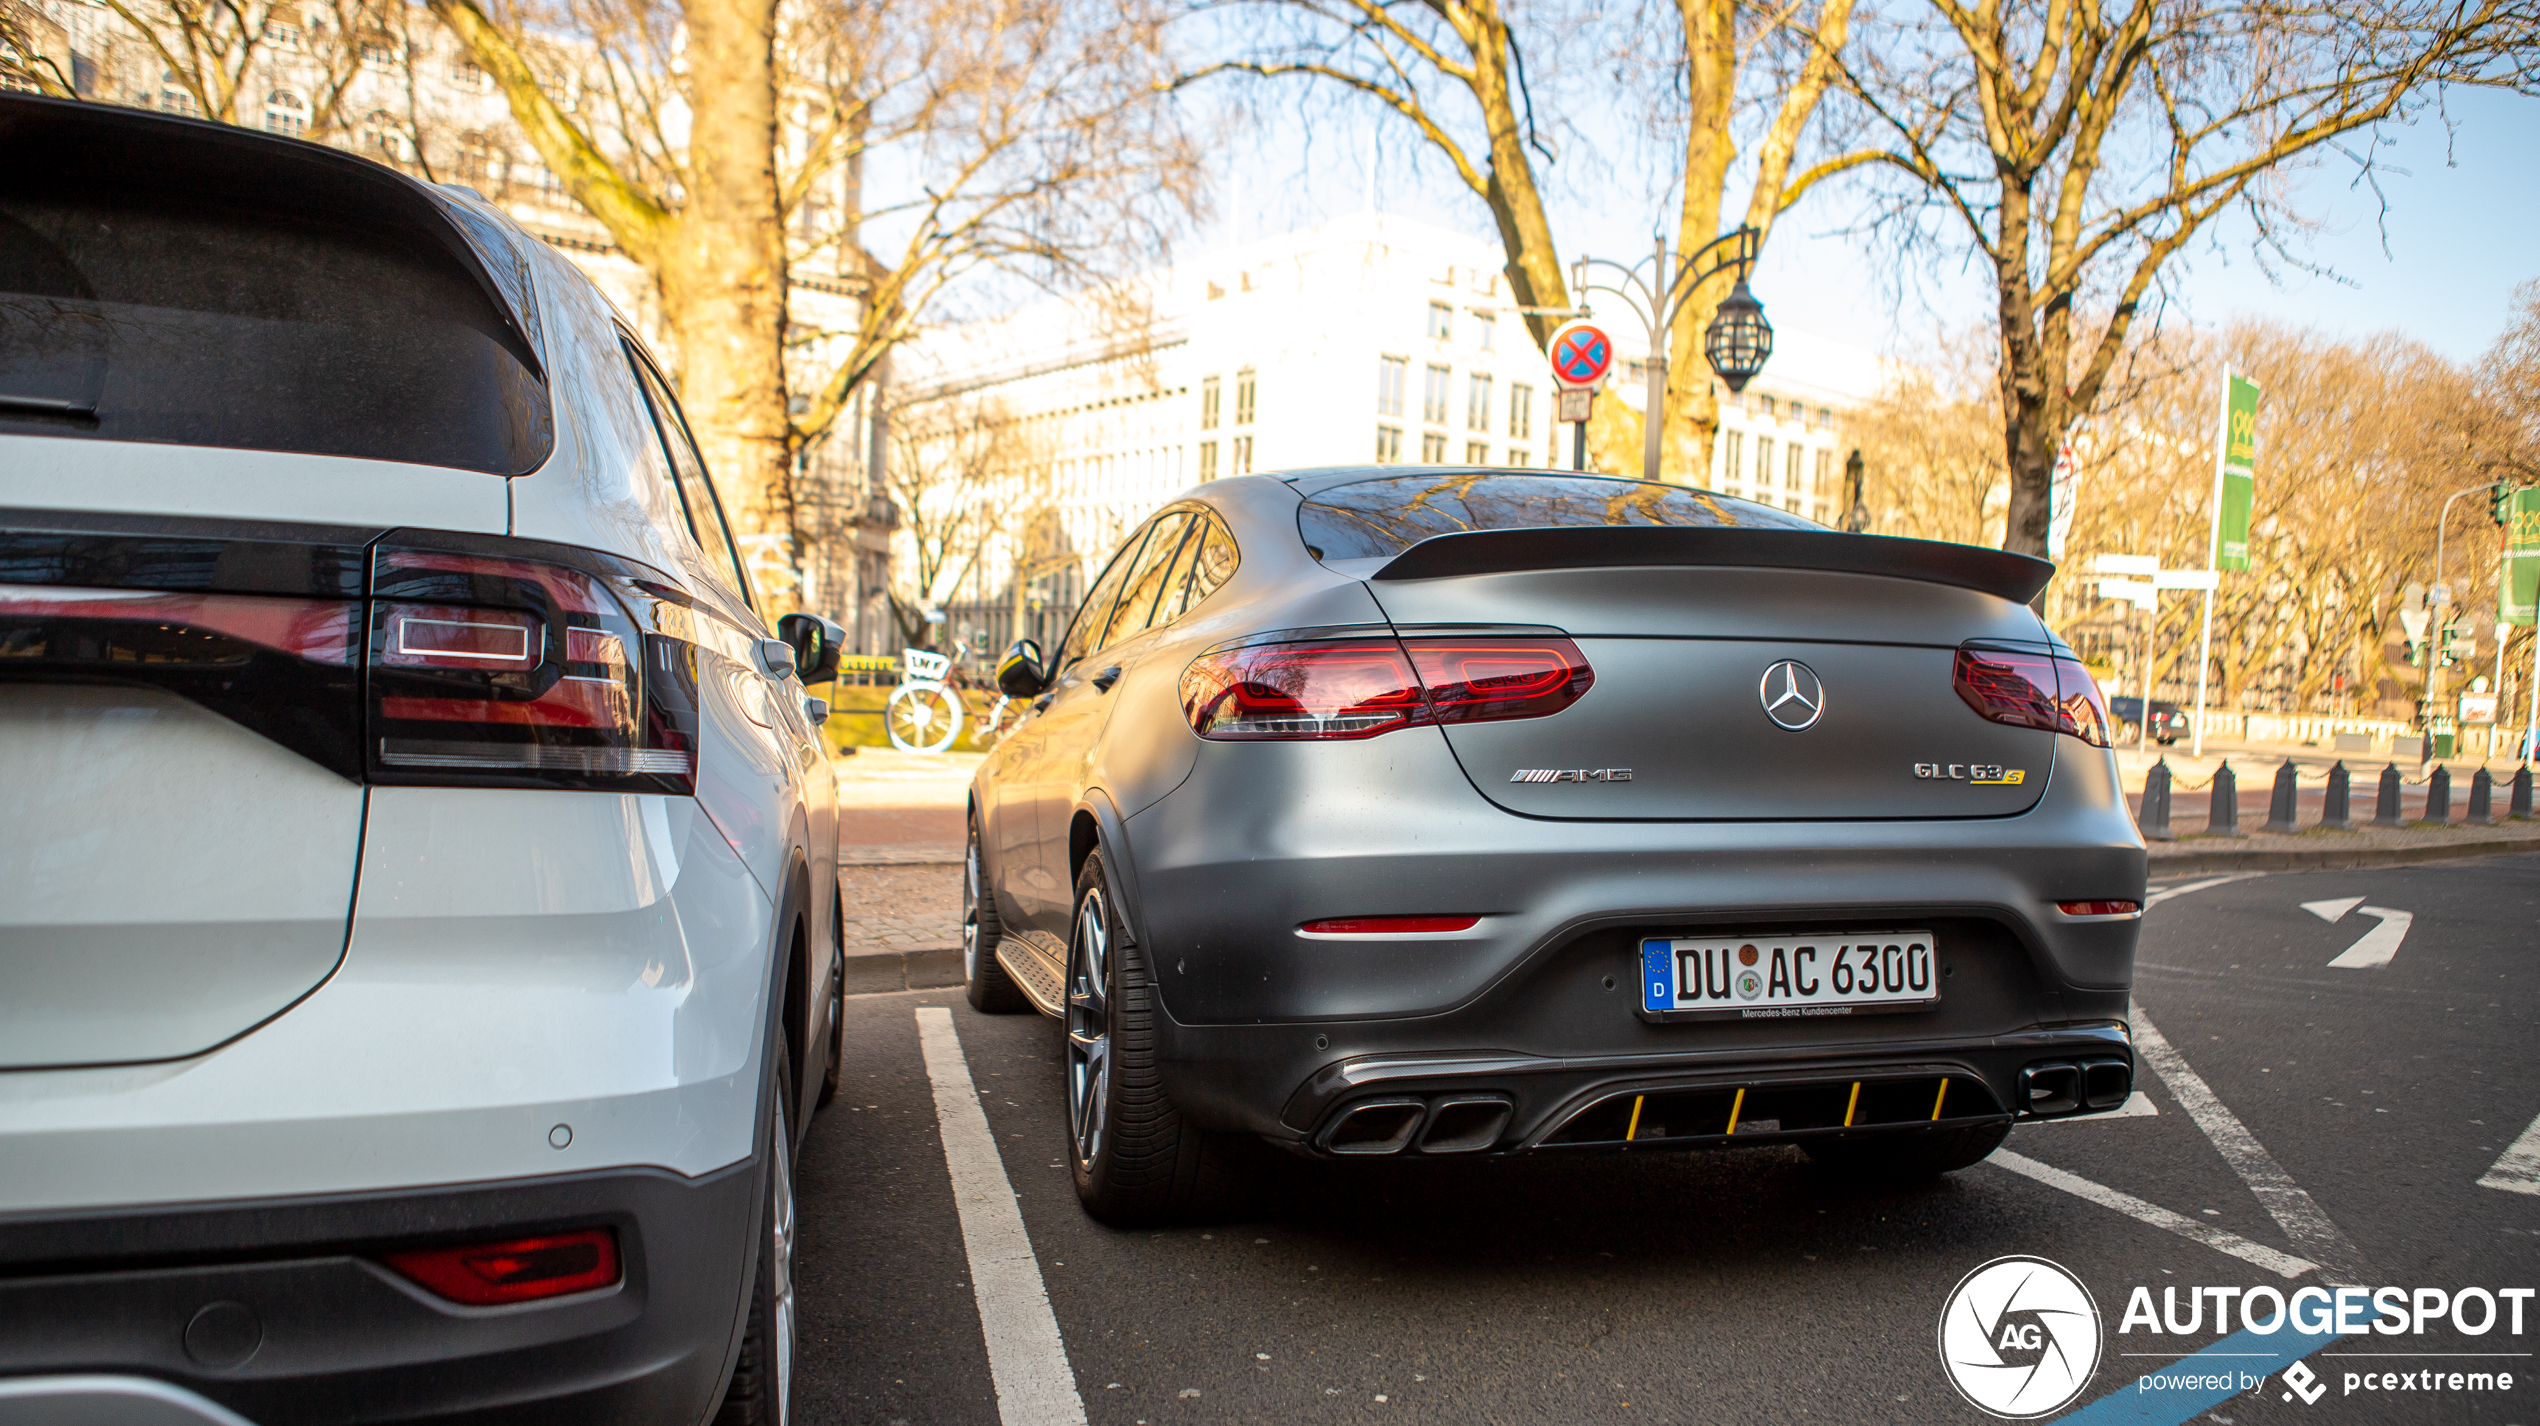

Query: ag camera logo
1939 1255 2103 1418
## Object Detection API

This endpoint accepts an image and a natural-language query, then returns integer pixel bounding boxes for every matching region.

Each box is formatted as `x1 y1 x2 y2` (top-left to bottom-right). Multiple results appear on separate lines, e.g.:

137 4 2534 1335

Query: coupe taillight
1953 646 2110 748
367 536 699 792
1180 635 1592 740
383 1227 620 1305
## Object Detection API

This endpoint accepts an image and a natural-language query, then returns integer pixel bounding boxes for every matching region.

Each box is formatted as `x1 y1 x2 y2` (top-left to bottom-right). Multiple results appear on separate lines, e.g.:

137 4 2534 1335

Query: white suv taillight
367 536 698 792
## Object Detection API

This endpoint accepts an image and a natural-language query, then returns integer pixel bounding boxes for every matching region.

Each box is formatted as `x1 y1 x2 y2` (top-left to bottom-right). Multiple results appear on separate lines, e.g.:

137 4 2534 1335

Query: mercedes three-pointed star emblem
1758 660 1825 731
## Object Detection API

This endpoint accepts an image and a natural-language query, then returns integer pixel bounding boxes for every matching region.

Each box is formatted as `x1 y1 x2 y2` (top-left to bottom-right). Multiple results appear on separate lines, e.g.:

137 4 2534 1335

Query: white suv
0 96 841 1424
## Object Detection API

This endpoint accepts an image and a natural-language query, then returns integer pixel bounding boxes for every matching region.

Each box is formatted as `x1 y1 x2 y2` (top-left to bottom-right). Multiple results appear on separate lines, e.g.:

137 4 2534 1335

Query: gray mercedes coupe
964 468 2146 1225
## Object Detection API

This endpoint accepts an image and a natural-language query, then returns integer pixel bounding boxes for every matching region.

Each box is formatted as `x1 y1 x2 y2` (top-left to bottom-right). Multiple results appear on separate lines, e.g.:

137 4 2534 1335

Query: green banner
2504 487 2540 626
2214 374 2259 571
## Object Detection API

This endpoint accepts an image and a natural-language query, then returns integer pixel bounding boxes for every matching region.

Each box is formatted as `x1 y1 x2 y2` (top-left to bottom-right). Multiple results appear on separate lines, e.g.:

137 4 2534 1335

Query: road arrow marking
2301 896 2365 922
2325 907 2412 969
2477 1112 2540 1196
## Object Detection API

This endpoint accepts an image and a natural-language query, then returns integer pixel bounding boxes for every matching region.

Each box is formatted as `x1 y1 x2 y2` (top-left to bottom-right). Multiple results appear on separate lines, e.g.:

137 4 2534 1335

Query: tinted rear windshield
0 123 550 474
1299 472 1822 559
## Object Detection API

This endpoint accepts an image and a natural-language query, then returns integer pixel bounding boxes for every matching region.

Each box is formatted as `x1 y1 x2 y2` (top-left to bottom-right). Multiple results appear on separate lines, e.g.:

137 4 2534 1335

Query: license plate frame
1636 931 1939 1023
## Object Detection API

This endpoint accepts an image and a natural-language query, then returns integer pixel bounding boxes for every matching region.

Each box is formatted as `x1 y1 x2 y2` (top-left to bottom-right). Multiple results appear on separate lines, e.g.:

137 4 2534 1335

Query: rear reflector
1299 915 1481 934
1181 635 1592 741
2056 900 2140 917
382 1227 619 1306
1953 646 2111 748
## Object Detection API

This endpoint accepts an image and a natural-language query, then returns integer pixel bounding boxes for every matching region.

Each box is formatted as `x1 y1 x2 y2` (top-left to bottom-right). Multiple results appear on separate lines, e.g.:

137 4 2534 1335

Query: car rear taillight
383 1227 620 1305
1299 915 1481 934
368 535 699 792
1953 646 2110 748
1180 635 1593 741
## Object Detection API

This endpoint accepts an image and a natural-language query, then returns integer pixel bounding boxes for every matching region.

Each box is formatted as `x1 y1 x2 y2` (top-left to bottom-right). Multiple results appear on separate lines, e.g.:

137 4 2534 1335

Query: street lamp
1570 227 1772 484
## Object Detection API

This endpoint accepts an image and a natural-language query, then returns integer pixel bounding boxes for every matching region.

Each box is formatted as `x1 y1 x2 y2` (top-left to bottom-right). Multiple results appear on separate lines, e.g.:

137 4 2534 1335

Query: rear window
1298 472 1821 560
0 108 550 474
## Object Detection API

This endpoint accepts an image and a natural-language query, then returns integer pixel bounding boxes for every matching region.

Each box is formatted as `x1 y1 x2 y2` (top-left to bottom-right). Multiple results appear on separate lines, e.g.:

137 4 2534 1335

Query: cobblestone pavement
840 863 960 955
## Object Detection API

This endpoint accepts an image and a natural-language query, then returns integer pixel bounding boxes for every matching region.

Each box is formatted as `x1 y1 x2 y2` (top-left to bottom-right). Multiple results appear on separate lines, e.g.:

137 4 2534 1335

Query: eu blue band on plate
1642 939 1670 1013
2055 1324 2347 1424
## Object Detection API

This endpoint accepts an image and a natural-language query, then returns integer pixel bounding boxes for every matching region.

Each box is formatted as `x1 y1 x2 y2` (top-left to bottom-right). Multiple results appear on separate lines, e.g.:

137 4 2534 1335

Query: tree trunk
670 0 792 548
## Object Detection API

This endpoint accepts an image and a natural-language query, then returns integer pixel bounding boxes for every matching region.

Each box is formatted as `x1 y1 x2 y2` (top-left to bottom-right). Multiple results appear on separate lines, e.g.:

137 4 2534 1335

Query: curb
840 844 964 867
2147 836 2540 877
843 947 963 994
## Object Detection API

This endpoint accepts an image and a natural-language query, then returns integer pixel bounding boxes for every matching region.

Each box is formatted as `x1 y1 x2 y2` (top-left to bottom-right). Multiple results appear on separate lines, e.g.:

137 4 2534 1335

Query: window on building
1233 435 1253 477
1819 407 1834 430
1723 431 1743 487
1466 373 1491 432
360 35 397 71
455 58 487 90
1234 368 1255 426
1377 356 1406 417
1815 448 1833 490
359 110 414 163
264 90 308 136
1421 432 1448 462
1375 425 1403 463
1465 440 1490 465
1198 440 1218 481
1753 436 1773 486
1427 301 1454 340
1509 383 1533 441
1759 394 1776 419
158 75 199 117
1422 364 1450 424
262 20 300 48
1476 312 1496 351
1786 443 1804 489
1200 376 1221 431
1507 449 1531 467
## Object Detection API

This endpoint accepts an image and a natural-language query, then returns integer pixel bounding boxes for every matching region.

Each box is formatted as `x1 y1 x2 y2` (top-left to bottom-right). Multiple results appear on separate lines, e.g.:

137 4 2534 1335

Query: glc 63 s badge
1916 763 2027 785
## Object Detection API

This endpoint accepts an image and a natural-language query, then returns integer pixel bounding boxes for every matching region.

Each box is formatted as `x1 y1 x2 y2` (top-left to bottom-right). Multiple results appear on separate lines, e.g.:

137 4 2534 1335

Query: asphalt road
795 853 2540 1426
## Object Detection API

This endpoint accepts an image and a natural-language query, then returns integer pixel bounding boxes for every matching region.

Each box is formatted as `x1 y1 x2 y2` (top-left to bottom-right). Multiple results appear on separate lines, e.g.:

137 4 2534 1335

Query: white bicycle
884 646 966 754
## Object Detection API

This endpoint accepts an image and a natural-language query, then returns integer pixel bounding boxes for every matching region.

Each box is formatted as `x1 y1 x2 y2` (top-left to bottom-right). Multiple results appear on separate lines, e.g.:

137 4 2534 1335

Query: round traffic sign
1546 319 1615 389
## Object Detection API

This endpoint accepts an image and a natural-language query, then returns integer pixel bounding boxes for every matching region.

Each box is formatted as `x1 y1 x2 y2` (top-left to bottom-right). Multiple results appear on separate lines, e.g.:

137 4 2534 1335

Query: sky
1211 79 2540 368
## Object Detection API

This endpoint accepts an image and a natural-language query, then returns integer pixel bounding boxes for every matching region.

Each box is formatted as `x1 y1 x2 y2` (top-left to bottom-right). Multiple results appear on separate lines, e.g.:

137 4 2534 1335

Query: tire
1802 1121 2009 1180
963 814 1027 1014
714 1043 796 1426
1065 850 1243 1225
816 898 845 1109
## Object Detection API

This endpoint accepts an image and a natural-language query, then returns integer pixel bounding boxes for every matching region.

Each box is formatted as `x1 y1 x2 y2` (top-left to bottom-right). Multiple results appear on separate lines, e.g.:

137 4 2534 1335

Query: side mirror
997 638 1048 699
778 613 846 684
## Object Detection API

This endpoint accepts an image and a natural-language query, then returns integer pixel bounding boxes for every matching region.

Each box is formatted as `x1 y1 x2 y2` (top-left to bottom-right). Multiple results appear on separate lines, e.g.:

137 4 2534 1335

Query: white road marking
2478 1111 2540 1196
2028 1091 2158 1120
915 1006 1089 1426
2325 908 2412 969
1989 1150 2317 1278
2301 897 2365 922
2131 1004 2372 1284
2145 873 2266 909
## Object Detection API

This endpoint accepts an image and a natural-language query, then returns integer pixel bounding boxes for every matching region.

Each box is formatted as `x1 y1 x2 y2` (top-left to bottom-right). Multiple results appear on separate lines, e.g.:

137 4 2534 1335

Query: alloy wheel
1066 888 1112 1168
962 839 982 981
768 1098 796 1425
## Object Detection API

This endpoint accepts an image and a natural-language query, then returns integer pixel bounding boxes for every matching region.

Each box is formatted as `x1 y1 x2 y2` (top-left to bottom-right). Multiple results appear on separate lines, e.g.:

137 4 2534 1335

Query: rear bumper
0 1163 756 1426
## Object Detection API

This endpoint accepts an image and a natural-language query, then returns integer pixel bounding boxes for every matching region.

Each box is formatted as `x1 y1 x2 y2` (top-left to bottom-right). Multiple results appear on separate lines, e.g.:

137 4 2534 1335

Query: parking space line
2130 1006 2372 1285
1989 1150 2318 1278
2477 1110 2540 1195
2142 873 2264 909
914 1007 1089 1426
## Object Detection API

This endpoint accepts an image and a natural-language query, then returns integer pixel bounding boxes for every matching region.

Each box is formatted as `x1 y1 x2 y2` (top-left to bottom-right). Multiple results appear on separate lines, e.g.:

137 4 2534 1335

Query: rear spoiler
1368 526 2054 604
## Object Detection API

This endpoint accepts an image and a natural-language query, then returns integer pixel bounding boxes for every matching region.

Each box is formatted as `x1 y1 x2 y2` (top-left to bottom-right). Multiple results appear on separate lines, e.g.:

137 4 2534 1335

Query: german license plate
1640 932 1938 1019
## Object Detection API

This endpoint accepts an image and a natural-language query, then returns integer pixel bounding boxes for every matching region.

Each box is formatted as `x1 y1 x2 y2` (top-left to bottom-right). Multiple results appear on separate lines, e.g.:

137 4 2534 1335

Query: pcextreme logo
1938 1256 2103 1419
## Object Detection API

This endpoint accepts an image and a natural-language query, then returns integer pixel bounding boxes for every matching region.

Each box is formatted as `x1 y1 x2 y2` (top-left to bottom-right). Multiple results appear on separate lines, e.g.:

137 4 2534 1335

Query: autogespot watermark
1938 1256 2104 1419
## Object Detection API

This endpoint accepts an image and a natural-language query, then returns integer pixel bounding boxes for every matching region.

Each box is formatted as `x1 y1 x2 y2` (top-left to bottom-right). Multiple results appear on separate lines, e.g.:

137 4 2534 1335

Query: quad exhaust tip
1320 1095 1514 1156
2021 1057 2133 1117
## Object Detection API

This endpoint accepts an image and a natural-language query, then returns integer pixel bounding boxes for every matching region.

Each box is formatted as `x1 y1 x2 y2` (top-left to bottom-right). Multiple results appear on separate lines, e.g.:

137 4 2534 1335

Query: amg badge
1510 768 1634 783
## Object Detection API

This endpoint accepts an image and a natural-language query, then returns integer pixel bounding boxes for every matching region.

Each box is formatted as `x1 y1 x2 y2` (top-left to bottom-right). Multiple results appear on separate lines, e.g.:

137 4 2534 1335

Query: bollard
2207 760 2245 838
2468 767 2494 825
2424 765 2452 825
2139 759 2174 841
2373 763 2405 828
2516 765 2535 821
2319 761 2354 830
2261 759 2301 834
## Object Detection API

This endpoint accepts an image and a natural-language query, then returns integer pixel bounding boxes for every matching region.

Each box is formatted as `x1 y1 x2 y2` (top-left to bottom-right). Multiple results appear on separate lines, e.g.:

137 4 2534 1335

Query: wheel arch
1069 791 1149 953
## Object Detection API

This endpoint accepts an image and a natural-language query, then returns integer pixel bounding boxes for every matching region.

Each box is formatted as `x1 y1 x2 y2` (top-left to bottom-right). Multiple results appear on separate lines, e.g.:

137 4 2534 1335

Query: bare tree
97 0 388 133
1178 0 1860 477
1852 333 2007 547
1836 0 2540 560
1 0 77 94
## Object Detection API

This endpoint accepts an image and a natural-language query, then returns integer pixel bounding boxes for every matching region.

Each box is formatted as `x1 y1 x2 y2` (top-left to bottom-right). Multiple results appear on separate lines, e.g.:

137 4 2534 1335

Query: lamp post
1570 228 1772 484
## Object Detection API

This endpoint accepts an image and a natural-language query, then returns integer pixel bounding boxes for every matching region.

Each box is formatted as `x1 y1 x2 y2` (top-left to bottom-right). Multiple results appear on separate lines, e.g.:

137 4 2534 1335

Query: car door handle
1091 665 1123 692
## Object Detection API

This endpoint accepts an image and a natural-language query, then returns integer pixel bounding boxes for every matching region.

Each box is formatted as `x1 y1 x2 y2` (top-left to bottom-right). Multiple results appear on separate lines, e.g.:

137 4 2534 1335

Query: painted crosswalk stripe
2478 1110 2540 1195
915 1006 1089 1426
